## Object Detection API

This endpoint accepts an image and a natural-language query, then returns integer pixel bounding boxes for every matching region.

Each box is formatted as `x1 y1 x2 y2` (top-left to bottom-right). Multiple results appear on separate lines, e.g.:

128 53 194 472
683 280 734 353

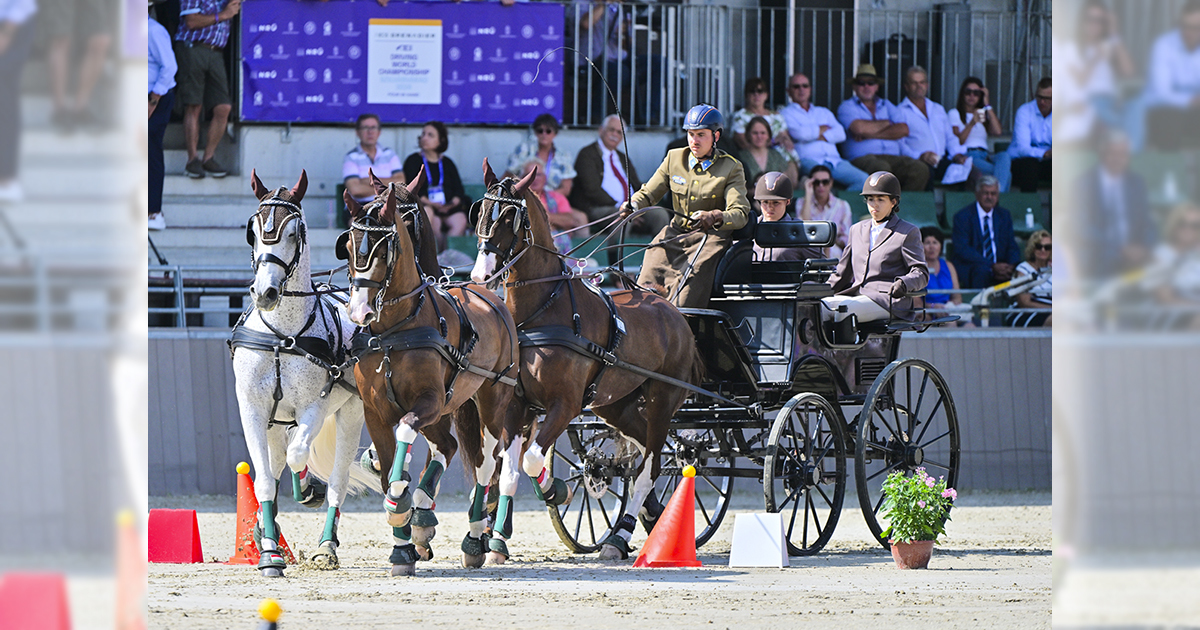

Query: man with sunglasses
1140 0 1200 150
1007 77 1053 192
504 113 576 197
780 72 869 192
342 113 405 205
797 164 852 259
836 64 929 191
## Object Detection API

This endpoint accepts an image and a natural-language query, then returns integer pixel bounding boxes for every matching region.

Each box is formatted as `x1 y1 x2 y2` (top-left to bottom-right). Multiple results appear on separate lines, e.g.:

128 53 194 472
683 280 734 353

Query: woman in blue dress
921 227 964 315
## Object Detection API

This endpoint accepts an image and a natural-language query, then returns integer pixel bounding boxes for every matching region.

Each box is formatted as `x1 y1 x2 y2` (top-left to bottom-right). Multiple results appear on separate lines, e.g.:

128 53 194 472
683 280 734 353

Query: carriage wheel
545 420 632 553
854 358 960 550
652 426 735 548
764 392 847 556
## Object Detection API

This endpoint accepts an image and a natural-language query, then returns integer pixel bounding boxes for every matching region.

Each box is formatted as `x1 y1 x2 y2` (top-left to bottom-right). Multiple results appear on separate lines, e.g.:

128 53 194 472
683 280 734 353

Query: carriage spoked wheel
545 417 633 553
652 426 735 547
764 392 847 556
854 358 960 550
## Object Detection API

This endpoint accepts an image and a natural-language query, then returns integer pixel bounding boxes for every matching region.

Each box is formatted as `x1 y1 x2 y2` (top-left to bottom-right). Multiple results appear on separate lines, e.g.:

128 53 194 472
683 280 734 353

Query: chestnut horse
340 174 526 575
470 159 703 560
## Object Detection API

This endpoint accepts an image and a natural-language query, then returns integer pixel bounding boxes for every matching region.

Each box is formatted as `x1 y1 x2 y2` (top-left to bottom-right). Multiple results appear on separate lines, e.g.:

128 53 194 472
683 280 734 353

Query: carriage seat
712 220 838 298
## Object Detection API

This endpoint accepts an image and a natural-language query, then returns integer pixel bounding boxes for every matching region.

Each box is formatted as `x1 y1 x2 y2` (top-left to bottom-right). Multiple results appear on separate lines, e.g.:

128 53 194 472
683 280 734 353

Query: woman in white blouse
731 77 794 155
947 77 1012 192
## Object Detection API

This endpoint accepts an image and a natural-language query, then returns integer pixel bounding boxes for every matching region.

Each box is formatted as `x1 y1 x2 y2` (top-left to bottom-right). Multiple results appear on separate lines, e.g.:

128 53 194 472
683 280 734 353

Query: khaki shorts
174 42 232 112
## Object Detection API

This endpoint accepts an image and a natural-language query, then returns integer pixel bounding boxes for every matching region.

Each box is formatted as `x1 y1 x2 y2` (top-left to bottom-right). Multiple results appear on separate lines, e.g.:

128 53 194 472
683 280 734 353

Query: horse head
247 169 309 311
339 182 421 327
471 157 540 285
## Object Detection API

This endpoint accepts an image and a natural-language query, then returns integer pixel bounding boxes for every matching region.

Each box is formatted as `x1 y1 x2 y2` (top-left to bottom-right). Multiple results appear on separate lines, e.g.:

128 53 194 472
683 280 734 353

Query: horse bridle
475 181 532 272
247 193 307 285
337 201 422 314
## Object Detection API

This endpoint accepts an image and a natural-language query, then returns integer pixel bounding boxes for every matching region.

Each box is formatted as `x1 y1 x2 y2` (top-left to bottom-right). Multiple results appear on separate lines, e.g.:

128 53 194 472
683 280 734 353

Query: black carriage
544 219 960 556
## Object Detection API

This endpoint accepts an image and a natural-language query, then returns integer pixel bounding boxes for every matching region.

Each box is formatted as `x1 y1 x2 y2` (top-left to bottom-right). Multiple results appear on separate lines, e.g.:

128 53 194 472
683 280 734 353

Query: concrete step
150 227 348 270
161 194 342 228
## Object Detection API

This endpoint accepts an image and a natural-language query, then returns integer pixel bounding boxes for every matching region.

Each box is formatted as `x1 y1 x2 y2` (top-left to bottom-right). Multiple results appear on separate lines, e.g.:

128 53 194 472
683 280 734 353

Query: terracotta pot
890 540 934 569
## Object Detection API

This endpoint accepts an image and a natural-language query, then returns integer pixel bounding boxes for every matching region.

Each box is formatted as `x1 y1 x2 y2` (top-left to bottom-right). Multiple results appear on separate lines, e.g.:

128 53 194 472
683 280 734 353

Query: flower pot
890 540 934 569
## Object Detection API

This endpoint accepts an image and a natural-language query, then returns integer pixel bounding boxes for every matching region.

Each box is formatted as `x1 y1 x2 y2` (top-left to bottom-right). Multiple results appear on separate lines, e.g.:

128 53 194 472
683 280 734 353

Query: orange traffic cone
114 511 146 630
633 465 702 567
227 462 296 565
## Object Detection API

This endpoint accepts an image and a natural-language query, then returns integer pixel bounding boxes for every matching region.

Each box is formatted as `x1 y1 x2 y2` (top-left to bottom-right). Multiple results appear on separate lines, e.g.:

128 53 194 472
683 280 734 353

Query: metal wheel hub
905 444 925 467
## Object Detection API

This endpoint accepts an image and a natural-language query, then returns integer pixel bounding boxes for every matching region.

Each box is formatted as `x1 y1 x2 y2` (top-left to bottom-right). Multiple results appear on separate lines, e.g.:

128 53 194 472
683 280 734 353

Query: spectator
920 226 965 315
836 64 928 191
1139 0 1200 151
404 121 468 251
620 104 751 308
824 171 928 334
1075 130 1155 280
950 175 1022 288
342 113 404 204
1007 77 1052 192
895 66 955 189
780 71 869 192
1146 204 1200 329
504 113 576 197
731 77 794 155
796 164 851 259
738 116 798 189
567 0 630 125
521 158 588 256
0 0 35 202
1060 0 1136 145
175 0 240 179
752 172 821 262
569 115 667 265
43 0 113 131
1007 229 1053 327
149 0 178 230
947 76 1012 192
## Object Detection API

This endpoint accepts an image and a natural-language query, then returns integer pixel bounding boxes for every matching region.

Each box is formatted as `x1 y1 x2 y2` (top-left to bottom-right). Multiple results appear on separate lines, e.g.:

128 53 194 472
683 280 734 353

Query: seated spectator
920 226 966 315
1007 77 1053 192
343 113 404 204
404 121 467 251
739 116 799 189
752 172 822 262
569 115 668 265
1074 130 1155 280
1138 0 1200 151
504 113 576 197
947 77 1012 192
731 77 795 155
1059 0 1137 147
780 71 869 192
895 66 955 189
796 165 851 259
1007 229 1053 327
824 171 928 332
950 176 1022 288
521 158 588 256
1146 204 1200 329
836 64 929 191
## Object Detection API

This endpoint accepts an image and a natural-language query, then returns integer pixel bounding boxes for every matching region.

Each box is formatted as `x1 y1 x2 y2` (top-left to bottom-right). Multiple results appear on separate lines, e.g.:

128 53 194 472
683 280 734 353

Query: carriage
542 218 961 556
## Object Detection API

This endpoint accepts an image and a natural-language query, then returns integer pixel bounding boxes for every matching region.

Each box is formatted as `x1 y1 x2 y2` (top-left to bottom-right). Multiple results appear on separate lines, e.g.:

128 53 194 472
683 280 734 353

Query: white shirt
780 101 846 166
976 203 997 262
1146 29 1200 108
0 0 36 22
946 108 989 152
598 142 629 205
1008 100 1052 159
1099 169 1127 243
870 219 886 249
896 96 949 161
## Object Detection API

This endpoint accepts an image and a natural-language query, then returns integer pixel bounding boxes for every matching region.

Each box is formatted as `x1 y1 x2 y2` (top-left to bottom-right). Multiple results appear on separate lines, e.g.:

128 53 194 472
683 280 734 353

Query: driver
620 104 751 308
824 171 928 336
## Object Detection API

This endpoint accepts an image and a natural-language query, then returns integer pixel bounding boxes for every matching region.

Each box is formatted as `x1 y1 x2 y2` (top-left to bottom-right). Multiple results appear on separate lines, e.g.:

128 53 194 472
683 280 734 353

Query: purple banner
240 1 564 124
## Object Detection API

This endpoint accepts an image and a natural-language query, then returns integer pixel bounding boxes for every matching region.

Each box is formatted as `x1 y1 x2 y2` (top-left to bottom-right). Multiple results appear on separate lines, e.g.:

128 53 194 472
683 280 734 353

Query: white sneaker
148 212 167 231
0 181 23 203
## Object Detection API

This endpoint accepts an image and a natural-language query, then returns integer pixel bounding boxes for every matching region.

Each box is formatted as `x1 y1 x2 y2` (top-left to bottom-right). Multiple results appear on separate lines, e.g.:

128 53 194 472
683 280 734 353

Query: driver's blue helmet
682 104 723 132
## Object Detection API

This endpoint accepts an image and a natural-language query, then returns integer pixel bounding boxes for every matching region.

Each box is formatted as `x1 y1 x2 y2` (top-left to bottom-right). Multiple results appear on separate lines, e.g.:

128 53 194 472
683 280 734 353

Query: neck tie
982 215 995 264
609 152 628 202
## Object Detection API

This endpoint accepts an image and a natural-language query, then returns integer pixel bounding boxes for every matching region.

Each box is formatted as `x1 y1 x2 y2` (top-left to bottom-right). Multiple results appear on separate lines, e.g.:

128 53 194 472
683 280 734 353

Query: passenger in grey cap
752 171 822 262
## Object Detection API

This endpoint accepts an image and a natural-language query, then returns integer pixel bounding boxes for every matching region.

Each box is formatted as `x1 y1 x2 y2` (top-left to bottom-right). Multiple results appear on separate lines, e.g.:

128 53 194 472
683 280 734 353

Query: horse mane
387 183 441 278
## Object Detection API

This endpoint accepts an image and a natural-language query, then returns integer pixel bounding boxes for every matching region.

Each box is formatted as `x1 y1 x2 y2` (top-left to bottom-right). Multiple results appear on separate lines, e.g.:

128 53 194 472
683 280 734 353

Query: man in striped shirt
175 0 240 178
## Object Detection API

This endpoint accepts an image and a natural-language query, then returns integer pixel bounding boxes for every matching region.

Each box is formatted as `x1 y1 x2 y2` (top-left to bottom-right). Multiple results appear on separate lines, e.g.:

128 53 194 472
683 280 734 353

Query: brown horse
470 159 703 561
340 175 526 575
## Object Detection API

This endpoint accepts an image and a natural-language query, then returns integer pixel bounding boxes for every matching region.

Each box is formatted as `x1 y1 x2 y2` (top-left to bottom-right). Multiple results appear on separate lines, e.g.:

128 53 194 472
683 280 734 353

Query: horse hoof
411 525 436 547
259 567 285 578
598 544 627 562
462 553 486 569
415 544 433 562
308 543 339 570
386 508 414 528
390 564 416 577
485 551 508 565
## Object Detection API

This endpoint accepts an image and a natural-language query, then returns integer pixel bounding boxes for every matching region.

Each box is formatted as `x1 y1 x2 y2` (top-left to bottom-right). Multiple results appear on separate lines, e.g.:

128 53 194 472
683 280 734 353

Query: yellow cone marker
259 598 282 623
237 462 251 475
682 465 696 478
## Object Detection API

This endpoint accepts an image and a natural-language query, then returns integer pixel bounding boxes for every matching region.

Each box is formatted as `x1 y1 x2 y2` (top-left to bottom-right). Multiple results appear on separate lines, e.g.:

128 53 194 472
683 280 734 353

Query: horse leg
285 412 328 509
412 419 456 560
521 403 577 508
309 404 365 571
254 425 291 576
235 399 285 577
384 397 442 576
461 429 498 568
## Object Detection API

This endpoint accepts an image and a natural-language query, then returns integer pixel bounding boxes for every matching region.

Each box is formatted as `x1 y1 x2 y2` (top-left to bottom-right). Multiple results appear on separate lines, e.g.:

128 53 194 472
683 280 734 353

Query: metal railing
0 258 131 333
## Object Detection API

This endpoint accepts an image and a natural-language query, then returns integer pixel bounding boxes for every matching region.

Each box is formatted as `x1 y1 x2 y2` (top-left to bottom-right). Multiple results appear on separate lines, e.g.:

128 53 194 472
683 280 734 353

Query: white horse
231 169 376 577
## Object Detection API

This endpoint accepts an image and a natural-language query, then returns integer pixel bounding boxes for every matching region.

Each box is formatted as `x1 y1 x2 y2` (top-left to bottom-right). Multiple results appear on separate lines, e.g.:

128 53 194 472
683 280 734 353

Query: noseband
476 183 531 269
343 202 422 313
247 194 306 285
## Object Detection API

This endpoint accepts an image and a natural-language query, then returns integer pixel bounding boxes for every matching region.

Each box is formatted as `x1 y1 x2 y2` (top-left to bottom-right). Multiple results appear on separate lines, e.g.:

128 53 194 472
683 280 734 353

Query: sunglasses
534 127 556 135
965 89 983 96
790 83 809 89
811 178 832 186
855 80 878 87
1034 243 1052 251
749 87 768 94
1035 94 1052 101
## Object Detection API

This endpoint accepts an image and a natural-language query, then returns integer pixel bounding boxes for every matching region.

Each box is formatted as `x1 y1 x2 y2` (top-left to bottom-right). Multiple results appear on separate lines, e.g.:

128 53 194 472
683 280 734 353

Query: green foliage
879 468 956 544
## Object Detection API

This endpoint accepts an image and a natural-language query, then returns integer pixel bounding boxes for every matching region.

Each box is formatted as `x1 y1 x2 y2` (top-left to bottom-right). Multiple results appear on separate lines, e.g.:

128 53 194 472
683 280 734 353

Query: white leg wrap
498 438 523 496
469 520 487 537
477 431 498 483
394 423 418 444
522 441 547 479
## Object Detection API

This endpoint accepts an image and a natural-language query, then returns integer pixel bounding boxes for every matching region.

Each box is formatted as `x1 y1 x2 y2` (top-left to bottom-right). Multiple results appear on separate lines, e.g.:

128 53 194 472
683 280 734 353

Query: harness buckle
368 336 383 351
280 336 296 350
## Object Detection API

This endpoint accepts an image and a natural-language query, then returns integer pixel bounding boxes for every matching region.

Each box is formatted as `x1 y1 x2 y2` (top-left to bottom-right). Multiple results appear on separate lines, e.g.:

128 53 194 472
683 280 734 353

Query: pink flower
941 489 953 498
917 500 926 508
925 477 936 487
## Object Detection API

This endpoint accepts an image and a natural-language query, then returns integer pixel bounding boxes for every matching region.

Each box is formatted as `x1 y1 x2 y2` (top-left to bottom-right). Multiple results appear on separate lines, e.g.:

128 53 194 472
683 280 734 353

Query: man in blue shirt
780 72 869 192
1141 0 1200 150
836 64 928 191
1007 77 1052 192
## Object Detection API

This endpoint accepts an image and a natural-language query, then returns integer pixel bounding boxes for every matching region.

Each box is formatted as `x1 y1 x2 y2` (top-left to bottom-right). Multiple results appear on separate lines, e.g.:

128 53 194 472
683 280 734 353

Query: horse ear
368 168 387 194
483 157 497 188
406 164 425 195
512 164 537 193
250 169 270 200
380 186 396 224
290 170 308 202
344 188 364 220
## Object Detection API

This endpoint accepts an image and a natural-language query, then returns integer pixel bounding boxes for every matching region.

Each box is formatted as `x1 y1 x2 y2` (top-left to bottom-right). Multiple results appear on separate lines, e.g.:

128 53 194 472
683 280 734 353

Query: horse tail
306 414 379 495
452 398 485 474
